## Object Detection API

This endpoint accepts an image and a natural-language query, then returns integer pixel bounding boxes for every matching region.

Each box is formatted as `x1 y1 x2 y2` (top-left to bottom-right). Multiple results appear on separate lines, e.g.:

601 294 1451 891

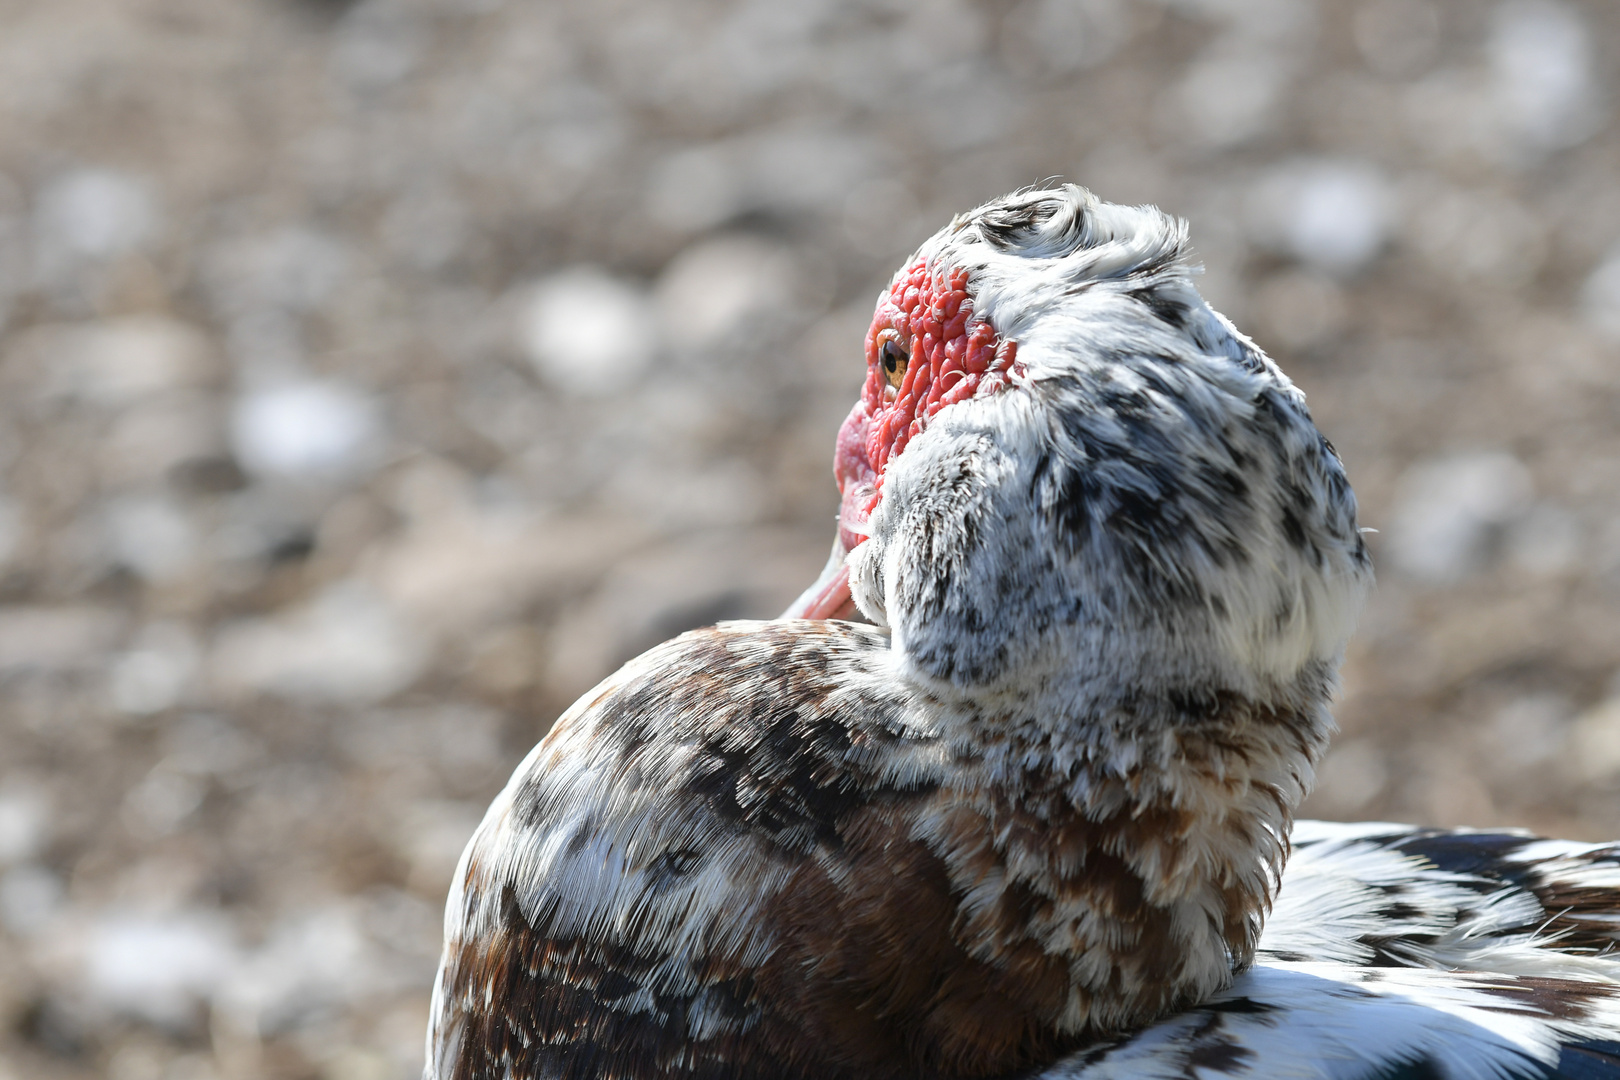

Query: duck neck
915 662 1337 1037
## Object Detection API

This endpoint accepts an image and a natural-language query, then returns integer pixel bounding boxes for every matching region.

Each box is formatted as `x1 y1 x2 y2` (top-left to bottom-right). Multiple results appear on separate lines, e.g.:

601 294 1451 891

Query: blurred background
0 0 1616 1076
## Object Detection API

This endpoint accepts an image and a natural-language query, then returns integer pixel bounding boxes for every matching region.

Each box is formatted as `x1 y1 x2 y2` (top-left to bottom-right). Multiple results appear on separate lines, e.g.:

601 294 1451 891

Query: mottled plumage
1049 822 1620 1080
427 187 1620 1080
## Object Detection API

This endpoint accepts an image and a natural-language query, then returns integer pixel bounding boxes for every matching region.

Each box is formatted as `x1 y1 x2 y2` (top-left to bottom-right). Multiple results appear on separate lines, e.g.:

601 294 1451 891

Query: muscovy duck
427 186 1620 1080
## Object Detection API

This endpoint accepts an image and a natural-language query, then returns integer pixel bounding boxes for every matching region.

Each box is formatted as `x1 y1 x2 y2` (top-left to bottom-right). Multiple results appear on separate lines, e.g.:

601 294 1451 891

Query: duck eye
881 337 909 390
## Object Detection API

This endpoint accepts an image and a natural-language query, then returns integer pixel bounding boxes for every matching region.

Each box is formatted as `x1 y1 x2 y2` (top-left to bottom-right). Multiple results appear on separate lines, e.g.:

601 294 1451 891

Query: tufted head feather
793 184 1371 716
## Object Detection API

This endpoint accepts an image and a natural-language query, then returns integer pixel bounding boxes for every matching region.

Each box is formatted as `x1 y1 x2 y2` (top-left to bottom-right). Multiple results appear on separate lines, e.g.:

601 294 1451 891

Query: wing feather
1265 823 1620 980
426 621 952 1080
1036 962 1620 1080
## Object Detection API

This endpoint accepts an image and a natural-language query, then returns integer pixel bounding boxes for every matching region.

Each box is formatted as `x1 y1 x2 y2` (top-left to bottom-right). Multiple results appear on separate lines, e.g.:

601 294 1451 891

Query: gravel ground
0 0 1616 1077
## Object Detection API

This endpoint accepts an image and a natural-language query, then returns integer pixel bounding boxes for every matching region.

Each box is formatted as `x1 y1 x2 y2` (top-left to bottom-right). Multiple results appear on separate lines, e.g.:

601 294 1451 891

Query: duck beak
780 535 857 620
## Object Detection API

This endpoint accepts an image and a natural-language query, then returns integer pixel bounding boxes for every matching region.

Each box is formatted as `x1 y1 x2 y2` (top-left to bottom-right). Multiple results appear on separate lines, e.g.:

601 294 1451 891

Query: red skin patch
834 259 1020 554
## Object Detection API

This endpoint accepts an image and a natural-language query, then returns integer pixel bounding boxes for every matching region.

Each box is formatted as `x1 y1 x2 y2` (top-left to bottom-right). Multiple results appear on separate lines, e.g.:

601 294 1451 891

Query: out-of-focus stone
1581 244 1620 341
462 623 548 697
600 454 766 532
394 800 484 896
518 268 657 398
330 0 423 93
82 910 239 1030
0 606 123 673
1248 158 1391 273
802 304 880 391
1568 696 1620 781
1004 0 1140 74
1352 0 1441 79
214 900 402 1037
210 582 426 705
543 527 836 704
1384 452 1534 582
1415 756 1498 827
100 495 200 584
1400 0 1602 168
382 182 468 272
109 622 202 716
364 460 648 635
1402 178 1546 287
321 1046 395 1080
1489 692 1574 766
1253 269 1349 351
754 128 883 211
99 395 225 489
3 316 214 408
122 767 207 838
645 145 745 233
646 127 886 233
208 228 349 320
339 705 503 786
1307 739 1389 815
1488 0 1603 157
1507 503 1584 577
159 713 263 779
0 496 23 568
0 864 62 937
840 179 926 260
656 236 806 352
232 378 381 479
34 169 155 264
0 780 49 865
1174 44 1290 150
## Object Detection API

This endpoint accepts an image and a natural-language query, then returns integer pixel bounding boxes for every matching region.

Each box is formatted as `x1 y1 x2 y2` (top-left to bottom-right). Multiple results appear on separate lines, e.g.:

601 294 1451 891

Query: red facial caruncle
835 258 1020 553
783 257 1019 621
